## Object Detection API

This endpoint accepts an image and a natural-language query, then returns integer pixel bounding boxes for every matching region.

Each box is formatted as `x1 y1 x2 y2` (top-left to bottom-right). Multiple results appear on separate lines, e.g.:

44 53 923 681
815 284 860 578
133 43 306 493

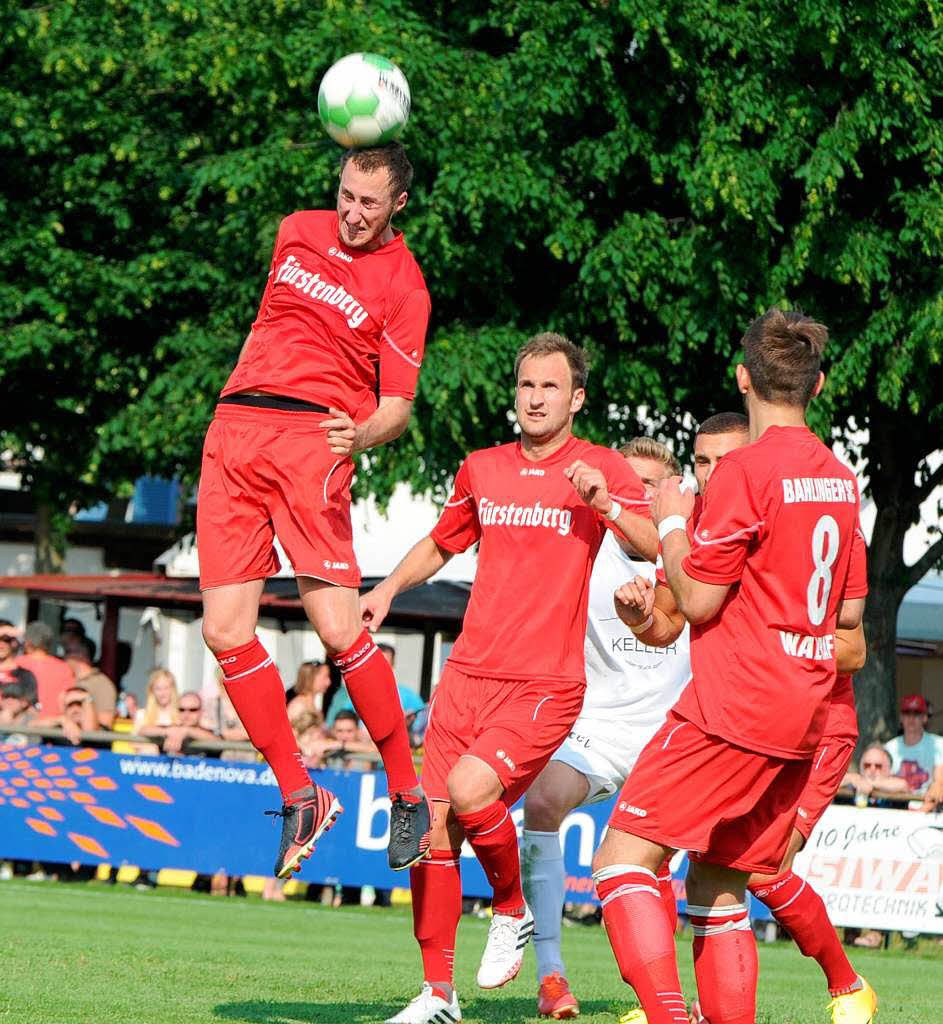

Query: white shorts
550 714 662 805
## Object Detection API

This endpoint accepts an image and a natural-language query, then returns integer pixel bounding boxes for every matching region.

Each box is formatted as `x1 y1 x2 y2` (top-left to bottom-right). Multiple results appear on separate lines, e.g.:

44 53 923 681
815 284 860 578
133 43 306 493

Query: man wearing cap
886 695 943 810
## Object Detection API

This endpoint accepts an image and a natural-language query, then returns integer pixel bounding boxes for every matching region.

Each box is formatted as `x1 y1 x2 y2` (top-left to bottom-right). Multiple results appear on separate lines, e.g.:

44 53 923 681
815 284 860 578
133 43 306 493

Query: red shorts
609 710 812 874
794 734 856 839
421 664 585 806
196 402 359 590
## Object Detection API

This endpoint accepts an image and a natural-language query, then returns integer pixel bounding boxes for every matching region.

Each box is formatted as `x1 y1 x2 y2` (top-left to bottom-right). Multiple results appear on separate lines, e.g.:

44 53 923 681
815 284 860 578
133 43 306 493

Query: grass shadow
215 996 623 1022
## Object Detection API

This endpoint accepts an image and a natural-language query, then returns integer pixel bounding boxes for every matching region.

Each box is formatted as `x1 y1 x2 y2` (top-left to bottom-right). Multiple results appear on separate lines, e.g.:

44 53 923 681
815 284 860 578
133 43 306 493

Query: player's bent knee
446 768 499 815
523 784 569 833
201 621 249 655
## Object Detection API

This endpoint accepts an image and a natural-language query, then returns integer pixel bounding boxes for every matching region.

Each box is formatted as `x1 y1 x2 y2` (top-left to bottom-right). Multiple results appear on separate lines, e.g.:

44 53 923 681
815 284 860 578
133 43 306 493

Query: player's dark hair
741 308 827 407
334 709 360 725
696 412 749 437
340 141 413 199
619 437 681 476
514 332 588 392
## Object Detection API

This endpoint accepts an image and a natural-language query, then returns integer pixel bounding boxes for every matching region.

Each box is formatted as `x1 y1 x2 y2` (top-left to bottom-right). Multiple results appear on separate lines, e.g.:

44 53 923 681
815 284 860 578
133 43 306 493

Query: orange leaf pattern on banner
23 768 40 778
71 749 98 763
133 784 173 804
2 787 16 796
38 806 64 821
26 818 57 837
27 791 45 802
41 753 60 764
84 806 125 828
73 766 94 777
46 767 67 777
47 790 65 801
34 778 51 789
11 798 28 809
54 779 77 789
126 816 180 847
67 833 108 858
24 747 42 757
88 777 118 791
11 778 27 788
69 792 95 804
14 761 29 770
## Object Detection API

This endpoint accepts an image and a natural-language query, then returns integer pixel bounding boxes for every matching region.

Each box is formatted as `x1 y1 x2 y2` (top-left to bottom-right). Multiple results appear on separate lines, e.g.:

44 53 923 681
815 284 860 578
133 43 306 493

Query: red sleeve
842 520 869 599
683 459 764 584
430 460 480 554
378 288 431 399
250 221 284 331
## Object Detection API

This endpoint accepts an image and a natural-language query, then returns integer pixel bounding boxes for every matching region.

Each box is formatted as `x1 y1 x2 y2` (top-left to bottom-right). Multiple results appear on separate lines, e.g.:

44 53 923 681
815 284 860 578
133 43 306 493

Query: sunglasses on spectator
65 700 86 709
0 634 17 642
179 704 201 712
860 761 886 769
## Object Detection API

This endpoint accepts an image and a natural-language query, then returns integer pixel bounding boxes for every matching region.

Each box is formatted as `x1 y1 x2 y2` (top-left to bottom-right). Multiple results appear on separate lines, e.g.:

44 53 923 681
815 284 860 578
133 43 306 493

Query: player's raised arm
654 475 731 624
564 459 659 562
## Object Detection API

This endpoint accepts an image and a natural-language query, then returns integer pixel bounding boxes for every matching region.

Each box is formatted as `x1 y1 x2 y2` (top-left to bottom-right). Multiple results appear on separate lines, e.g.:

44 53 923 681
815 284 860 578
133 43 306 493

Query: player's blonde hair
619 437 681 476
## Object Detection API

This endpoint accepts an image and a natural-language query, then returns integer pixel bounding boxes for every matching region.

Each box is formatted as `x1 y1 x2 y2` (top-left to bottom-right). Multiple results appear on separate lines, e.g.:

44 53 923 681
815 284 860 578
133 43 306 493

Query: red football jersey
431 436 650 682
673 425 868 758
821 673 858 743
222 210 430 421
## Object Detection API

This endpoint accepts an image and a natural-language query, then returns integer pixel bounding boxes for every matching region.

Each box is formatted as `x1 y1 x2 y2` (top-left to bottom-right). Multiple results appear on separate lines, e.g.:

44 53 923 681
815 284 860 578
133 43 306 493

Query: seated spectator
286 660 331 721
17 621 73 716
886 694 943 809
33 685 97 745
59 616 87 647
162 692 219 755
0 623 38 705
63 637 117 729
131 668 180 752
115 691 139 721
842 743 910 804
325 709 377 771
0 679 37 745
294 709 329 768
217 687 257 763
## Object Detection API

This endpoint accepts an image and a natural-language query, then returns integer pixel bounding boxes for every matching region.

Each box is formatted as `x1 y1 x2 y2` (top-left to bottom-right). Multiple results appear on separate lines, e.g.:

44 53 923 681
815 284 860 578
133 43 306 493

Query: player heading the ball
197 141 432 879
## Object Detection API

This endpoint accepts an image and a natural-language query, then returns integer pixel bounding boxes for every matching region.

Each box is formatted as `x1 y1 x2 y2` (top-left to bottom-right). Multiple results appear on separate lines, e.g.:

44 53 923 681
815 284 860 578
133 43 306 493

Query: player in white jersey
522 437 689 1021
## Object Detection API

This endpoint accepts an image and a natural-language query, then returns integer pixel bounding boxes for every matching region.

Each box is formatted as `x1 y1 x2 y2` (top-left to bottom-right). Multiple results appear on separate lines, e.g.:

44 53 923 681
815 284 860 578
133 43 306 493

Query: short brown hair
741 308 827 407
514 332 588 391
619 437 681 476
340 141 413 198
696 412 750 437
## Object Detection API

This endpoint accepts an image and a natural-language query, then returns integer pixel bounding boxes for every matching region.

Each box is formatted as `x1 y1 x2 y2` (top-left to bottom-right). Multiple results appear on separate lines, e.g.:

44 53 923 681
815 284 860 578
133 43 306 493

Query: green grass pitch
2 880 939 1023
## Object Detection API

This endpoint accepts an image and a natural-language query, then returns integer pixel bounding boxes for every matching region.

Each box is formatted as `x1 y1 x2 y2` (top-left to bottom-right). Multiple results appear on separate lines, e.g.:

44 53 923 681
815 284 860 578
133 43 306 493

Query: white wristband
630 614 654 635
605 500 622 522
658 515 687 541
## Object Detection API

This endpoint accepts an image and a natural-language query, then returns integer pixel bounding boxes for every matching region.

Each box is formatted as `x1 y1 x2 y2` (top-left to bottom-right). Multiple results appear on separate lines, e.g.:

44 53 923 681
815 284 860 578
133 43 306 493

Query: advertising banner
0 743 623 900
792 803 943 934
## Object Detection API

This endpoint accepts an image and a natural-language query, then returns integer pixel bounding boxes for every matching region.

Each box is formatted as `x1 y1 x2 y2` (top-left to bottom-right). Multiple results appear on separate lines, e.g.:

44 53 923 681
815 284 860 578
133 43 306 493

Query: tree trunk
34 500 66 575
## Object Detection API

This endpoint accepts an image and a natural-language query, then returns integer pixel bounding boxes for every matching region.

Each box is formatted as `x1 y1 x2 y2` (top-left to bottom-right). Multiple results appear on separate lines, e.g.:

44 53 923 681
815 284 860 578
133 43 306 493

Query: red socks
688 903 757 1024
331 630 418 795
455 801 524 916
749 871 859 995
593 865 688 1024
216 637 310 801
656 857 678 935
411 847 462 994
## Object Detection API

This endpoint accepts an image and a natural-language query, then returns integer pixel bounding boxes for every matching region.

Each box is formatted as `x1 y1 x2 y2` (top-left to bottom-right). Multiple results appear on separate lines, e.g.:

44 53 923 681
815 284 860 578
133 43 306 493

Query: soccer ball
318 52 411 148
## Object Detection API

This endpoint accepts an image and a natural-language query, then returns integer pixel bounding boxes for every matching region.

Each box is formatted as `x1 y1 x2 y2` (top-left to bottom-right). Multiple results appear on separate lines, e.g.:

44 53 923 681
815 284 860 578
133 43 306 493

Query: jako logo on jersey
274 254 368 329
327 245 353 264
618 801 648 818
519 467 545 477
323 559 350 571
496 749 516 771
219 656 237 665
478 497 572 536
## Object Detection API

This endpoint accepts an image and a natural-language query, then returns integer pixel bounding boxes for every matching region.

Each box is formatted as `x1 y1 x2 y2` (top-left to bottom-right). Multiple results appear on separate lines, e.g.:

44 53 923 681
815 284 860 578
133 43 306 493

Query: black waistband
219 393 330 414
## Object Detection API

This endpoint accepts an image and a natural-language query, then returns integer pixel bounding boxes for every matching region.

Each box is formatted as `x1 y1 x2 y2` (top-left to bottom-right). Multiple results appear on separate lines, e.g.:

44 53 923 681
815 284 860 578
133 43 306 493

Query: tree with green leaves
1 0 939 740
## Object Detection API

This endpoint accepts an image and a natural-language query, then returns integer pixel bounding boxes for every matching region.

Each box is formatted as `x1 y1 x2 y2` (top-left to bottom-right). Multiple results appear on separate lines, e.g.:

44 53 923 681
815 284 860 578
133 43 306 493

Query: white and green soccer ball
318 52 411 148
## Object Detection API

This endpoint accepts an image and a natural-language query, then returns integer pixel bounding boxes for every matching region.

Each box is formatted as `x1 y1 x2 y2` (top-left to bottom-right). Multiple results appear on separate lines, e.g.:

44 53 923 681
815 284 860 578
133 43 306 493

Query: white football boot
476 903 535 989
385 983 461 1024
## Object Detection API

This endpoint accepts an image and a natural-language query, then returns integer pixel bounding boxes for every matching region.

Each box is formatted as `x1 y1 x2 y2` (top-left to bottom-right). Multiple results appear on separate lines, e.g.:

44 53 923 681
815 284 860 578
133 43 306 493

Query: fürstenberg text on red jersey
477 496 573 536
274 254 369 329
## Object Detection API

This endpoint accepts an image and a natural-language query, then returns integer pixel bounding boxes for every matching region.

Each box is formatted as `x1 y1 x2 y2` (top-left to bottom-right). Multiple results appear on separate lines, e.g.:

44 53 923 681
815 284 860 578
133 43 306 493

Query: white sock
522 829 566 981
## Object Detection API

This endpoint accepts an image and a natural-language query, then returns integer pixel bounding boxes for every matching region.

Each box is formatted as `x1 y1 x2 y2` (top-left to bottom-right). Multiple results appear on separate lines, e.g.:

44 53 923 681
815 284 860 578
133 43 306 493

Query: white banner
793 804 943 934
